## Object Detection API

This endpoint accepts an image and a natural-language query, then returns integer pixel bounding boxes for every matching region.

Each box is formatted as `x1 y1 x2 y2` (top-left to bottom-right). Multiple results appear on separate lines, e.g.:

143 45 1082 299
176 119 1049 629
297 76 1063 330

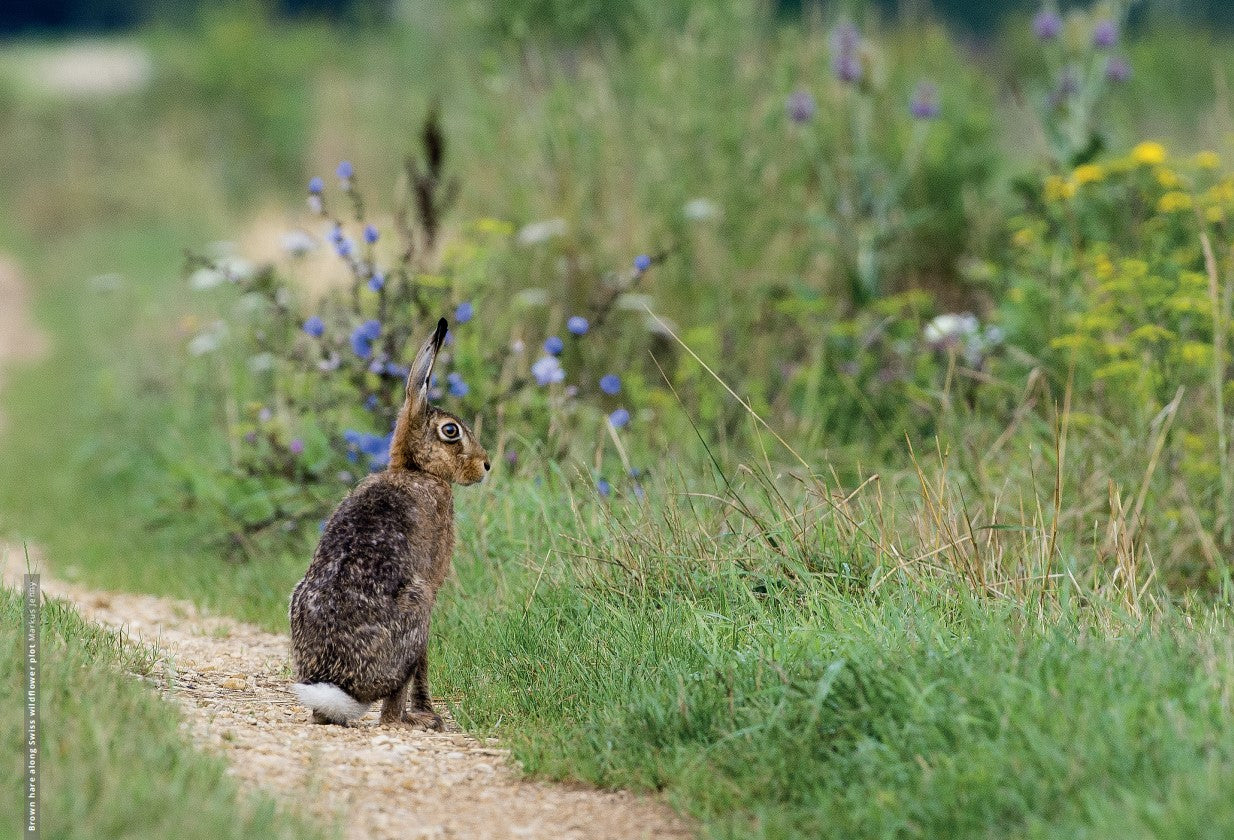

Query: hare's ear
404 318 447 420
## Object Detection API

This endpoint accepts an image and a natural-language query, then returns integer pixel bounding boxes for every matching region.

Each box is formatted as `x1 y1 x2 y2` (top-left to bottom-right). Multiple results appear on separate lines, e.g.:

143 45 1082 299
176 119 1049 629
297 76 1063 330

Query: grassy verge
0 566 331 840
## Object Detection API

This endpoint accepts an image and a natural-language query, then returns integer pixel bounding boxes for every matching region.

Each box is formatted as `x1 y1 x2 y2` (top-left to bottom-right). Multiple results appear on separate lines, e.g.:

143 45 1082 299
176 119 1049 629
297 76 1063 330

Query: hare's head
389 318 490 485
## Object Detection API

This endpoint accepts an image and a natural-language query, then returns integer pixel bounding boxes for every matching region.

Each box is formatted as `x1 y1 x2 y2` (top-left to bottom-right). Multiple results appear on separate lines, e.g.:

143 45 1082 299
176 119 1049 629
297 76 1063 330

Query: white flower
247 352 275 373
531 355 565 386
923 312 979 346
187 320 227 356
280 229 317 258
516 218 567 246
189 267 226 291
683 198 719 221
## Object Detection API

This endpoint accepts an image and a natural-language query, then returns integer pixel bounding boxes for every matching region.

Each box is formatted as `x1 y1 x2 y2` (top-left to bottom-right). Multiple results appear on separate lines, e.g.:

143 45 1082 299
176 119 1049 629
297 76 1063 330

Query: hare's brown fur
289 318 487 727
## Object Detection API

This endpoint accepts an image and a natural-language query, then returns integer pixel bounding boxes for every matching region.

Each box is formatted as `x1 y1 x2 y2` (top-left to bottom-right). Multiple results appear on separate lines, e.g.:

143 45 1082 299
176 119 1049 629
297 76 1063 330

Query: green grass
0 566 332 840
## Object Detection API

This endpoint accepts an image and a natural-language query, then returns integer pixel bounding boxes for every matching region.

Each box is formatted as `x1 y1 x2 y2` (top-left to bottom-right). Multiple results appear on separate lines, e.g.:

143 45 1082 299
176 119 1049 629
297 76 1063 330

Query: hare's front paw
402 710 444 731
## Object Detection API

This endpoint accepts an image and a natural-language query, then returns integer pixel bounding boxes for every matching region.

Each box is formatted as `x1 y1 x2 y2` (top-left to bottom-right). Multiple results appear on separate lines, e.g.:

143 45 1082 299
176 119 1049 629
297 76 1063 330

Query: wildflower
1105 56 1132 84
447 372 469 397
364 394 378 411
1072 163 1104 186
1092 20 1117 49
597 478 612 498
1157 191 1193 213
1044 175 1076 201
303 315 325 338
543 335 564 356
1132 141 1167 166
289 438 305 455
505 449 518 466
335 236 354 258
337 160 353 181
599 374 621 395
924 313 980 348
830 23 862 84
244 431 258 445
683 198 719 221
516 218 567 246
785 89 816 124
455 300 474 324
634 254 652 273
609 408 631 429
1032 8 1062 40
368 272 385 292
350 319 381 358
281 229 316 257
318 352 341 372
189 267 226 291
567 316 589 336
909 81 940 120
363 224 379 244
531 355 565 386
1196 151 1221 170
258 407 273 423
384 362 409 378
308 176 324 194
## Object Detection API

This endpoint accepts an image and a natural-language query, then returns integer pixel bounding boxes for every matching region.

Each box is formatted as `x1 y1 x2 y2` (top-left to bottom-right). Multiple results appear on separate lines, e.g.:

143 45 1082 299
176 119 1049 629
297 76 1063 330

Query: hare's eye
438 422 461 442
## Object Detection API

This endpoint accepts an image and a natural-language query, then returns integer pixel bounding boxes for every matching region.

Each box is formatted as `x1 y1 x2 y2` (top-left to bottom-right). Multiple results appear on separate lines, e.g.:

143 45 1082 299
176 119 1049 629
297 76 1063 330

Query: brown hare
289 317 489 728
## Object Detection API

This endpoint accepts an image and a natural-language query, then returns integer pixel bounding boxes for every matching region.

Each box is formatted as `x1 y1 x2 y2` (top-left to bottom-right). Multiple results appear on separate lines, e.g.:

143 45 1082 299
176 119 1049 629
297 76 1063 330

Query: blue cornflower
544 335 564 356
455 300 473 324
447 372 469 397
634 254 652 272
599 374 621 395
308 176 324 194
609 408 631 429
364 224 379 244
597 478 612 498
303 315 325 338
567 316 589 336
337 160 354 180
368 272 385 292
531 355 565 386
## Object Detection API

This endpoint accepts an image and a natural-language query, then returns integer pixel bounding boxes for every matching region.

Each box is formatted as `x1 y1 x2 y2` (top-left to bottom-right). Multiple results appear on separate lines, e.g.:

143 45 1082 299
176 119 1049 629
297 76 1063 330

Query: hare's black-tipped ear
405 318 448 419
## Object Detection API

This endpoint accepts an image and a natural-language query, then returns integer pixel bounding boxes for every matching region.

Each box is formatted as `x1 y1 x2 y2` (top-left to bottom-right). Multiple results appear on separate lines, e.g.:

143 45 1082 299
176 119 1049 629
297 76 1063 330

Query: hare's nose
483 460 491 472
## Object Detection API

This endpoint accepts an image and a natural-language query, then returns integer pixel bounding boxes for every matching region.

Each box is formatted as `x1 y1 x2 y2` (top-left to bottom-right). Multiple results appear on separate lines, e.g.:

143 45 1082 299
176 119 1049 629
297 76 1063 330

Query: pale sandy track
0 255 692 839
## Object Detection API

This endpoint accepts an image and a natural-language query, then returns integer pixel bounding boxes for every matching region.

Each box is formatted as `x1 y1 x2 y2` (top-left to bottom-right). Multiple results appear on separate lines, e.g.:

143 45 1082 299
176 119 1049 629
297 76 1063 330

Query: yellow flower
1094 360 1142 380
1180 341 1214 367
1157 191 1193 213
473 217 514 237
1072 163 1104 185
1012 227 1035 248
1195 151 1221 170
1207 205 1225 223
1155 167 1181 189
1094 254 1115 280
1129 323 1176 344
1044 175 1076 201
1131 141 1167 166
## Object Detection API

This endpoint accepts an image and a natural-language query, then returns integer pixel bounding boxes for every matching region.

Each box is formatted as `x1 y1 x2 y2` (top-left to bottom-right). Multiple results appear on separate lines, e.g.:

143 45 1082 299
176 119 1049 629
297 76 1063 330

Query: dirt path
0 256 693 839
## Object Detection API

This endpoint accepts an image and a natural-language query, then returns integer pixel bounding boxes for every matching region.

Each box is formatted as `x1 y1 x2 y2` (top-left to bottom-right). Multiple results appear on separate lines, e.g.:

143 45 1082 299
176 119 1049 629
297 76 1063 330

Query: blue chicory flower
368 272 385 292
337 160 354 180
599 374 621 395
308 176 324 194
634 254 652 272
544 335 564 356
609 408 631 429
455 300 474 324
597 478 612 498
567 316 589 336
364 224 379 244
447 372 469 397
303 315 325 338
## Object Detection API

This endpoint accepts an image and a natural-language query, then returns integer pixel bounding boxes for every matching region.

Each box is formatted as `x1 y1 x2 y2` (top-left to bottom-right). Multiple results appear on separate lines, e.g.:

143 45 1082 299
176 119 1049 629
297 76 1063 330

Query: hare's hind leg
405 654 444 731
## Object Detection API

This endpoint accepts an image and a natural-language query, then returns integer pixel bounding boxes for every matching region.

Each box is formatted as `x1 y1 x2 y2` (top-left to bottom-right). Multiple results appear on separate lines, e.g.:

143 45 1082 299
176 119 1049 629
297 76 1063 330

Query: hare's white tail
291 682 371 723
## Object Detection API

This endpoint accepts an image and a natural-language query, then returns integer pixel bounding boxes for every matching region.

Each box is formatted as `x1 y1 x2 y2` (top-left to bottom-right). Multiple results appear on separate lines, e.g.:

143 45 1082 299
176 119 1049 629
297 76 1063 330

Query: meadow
4 1 1234 837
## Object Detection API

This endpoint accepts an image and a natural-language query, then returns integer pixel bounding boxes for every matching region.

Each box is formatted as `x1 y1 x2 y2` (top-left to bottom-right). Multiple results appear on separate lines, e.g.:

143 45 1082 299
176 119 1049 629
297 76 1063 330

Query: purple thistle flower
368 272 385 292
597 478 612 498
455 300 474 324
567 315 589 336
1033 8 1062 41
447 372 469 397
1093 20 1117 49
289 438 305 455
544 335 564 356
599 374 621 395
308 176 324 194
303 315 325 338
786 89 816 124
634 254 652 272
531 355 565 386
337 160 354 180
609 407 631 429
909 81 941 120
364 224 379 244
830 23 863 84
1105 56 1132 83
